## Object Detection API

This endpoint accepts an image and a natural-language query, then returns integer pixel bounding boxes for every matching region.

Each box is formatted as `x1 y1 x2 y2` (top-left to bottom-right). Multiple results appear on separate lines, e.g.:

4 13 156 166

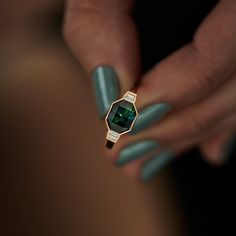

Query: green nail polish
141 150 174 182
92 66 119 117
117 140 159 166
130 103 172 135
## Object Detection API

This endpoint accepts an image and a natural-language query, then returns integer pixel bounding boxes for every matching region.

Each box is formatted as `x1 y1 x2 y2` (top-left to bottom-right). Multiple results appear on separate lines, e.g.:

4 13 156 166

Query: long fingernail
223 134 236 162
116 140 159 166
141 150 174 182
92 66 119 117
131 103 172 134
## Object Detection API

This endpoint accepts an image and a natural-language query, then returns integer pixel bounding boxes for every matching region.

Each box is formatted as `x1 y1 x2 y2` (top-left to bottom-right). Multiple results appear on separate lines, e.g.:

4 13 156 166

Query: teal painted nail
141 150 174 181
92 66 119 117
130 103 172 134
117 140 159 166
223 134 236 162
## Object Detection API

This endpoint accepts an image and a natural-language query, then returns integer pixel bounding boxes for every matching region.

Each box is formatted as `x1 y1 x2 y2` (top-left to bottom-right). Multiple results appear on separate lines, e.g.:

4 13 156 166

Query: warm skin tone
64 0 236 179
1 1 186 235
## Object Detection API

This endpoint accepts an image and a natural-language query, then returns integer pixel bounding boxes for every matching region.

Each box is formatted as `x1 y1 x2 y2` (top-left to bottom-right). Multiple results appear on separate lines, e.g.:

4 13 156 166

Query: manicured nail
92 66 119 117
141 150 174 182
223 134 236 162
116 140 159 166
130 103 172 134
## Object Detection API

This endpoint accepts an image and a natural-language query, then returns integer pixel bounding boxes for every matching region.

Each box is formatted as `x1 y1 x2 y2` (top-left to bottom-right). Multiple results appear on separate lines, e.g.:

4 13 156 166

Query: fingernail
92 66 119 117
141 150 174 182
116 140 159 166
131 103 172 134
223 134 236 162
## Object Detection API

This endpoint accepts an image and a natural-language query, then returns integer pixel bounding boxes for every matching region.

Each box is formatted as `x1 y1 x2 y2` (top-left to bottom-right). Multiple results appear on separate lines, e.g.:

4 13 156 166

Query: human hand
64 0 236 181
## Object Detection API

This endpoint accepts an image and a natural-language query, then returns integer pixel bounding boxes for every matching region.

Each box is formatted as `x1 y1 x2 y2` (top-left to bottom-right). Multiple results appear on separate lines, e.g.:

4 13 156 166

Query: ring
105 91 138 149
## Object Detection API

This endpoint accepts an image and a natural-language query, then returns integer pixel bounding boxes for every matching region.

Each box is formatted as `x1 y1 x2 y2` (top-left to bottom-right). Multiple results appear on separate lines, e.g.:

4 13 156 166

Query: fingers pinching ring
105 91 138 149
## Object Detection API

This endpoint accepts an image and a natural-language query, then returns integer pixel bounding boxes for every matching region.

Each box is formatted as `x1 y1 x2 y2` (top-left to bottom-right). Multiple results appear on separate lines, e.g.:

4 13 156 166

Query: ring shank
106 140 114 149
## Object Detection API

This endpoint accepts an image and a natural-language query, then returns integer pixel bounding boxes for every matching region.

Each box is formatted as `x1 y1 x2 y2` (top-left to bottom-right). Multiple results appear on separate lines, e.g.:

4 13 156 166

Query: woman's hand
64 0 236 181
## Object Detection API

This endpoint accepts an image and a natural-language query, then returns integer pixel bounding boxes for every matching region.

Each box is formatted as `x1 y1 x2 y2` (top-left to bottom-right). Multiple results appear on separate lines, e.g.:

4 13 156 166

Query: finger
138 129 234 181
64 0 140 116
111 111 236 180
199 132 234 166
131 141 192 182
132 0 236 133
133 73 236 146
105 129 190 182
109 118 235 181
199 108 236 165
123 132 203 182
111 92 236 177
107 89 236 168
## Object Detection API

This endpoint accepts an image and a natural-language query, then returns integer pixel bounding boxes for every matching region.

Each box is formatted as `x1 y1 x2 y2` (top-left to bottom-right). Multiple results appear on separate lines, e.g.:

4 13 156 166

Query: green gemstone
112 106 136 126
106 100 137 134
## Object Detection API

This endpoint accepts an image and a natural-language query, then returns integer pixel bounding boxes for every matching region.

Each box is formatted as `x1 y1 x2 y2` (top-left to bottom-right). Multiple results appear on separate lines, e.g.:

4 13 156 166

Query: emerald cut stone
106 100 137 134
112 106 136 126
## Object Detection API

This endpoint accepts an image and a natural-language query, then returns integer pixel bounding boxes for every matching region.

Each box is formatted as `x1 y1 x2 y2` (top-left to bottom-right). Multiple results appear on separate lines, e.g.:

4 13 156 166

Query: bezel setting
105 91 138 143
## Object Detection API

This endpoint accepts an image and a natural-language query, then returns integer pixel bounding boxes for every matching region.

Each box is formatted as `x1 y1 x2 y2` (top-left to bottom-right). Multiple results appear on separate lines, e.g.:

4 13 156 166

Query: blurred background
1 0 235 235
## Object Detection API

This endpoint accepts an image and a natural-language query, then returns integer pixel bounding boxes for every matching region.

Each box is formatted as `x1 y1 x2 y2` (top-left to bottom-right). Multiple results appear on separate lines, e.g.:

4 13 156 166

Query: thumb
64 0 140 117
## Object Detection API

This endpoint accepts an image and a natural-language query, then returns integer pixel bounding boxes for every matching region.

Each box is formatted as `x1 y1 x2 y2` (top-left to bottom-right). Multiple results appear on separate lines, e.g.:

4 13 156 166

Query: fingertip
200 133 236 166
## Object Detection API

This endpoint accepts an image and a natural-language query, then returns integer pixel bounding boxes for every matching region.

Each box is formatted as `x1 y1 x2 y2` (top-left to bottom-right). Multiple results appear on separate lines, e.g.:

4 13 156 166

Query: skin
1 1 186 235
64 0 236 179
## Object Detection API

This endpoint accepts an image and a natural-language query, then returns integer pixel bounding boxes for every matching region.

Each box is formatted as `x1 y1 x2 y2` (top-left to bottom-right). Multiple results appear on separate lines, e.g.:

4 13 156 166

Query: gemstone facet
106 100 137 134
